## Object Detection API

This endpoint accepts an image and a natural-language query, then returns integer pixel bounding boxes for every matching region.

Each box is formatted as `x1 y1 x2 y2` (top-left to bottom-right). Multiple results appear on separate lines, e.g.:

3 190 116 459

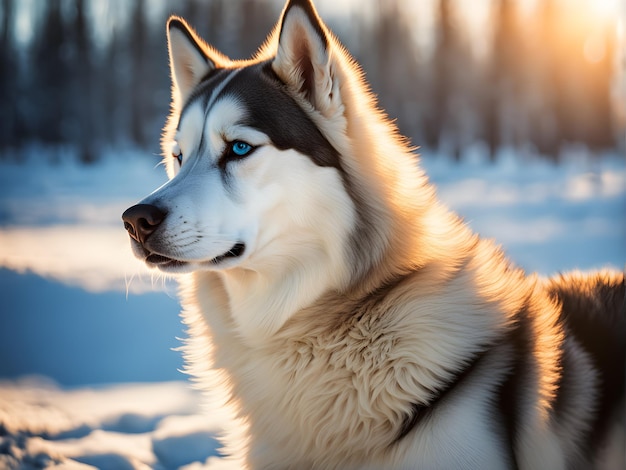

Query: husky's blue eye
218 141 256 169
231 141 252 157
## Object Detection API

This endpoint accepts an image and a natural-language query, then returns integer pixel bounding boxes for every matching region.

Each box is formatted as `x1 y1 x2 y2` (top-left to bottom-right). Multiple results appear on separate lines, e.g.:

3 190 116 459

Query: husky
122 0 625 468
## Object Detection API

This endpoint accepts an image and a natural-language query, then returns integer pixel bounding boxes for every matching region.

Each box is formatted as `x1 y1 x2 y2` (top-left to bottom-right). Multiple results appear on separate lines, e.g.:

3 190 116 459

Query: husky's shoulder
545 270 625 370
546 270 625 451
546 270 625 322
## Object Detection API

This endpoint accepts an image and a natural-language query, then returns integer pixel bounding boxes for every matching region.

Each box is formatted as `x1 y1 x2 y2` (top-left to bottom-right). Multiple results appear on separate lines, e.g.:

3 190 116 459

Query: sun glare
590 0 621 20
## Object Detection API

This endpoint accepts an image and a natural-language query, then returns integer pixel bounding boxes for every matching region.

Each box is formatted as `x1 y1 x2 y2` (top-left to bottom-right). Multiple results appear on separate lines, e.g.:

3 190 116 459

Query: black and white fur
122 1 625 468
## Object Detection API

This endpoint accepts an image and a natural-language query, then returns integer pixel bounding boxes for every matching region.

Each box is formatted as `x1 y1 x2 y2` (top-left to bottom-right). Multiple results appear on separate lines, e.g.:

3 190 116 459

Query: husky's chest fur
182 240 579 469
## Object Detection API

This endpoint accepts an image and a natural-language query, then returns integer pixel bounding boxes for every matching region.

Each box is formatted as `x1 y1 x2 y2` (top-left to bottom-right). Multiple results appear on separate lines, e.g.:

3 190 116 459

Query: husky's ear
272 0 341 118
167 17 215 104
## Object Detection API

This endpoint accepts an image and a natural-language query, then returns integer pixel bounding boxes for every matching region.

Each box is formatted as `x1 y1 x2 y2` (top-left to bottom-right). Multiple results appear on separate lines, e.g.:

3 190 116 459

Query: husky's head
123 0 359 275
123 0 438 336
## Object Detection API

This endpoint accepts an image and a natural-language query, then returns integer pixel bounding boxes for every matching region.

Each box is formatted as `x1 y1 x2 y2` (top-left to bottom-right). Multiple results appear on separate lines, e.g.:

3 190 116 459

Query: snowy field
0 148 624 469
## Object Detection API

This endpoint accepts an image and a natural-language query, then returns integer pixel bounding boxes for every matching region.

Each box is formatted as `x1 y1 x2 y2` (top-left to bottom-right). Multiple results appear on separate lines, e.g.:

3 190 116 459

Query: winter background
1 0 625 469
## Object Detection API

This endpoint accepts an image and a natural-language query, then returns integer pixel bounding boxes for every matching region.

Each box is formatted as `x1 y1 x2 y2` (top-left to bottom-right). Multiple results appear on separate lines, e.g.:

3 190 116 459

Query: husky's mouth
145 253 187 269
145 243 246 269
210 242 246 264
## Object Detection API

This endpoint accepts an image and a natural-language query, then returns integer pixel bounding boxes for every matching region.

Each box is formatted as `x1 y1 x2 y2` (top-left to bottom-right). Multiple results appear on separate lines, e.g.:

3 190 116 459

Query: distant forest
0 0 622 163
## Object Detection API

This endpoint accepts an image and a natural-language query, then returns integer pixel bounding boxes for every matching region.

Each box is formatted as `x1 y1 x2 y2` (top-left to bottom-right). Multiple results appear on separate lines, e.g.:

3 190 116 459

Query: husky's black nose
122 204 167 244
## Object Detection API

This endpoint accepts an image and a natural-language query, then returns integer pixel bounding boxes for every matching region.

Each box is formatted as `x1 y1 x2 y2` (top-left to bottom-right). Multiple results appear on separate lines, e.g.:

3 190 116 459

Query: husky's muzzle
122 203 185 268
122 202 247 270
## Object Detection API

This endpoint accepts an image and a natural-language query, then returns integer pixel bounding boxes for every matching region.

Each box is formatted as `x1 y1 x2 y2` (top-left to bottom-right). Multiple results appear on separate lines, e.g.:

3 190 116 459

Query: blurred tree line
0 0 621 163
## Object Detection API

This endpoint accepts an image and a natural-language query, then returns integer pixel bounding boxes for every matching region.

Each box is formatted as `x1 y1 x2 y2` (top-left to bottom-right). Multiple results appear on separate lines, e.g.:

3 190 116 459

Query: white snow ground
0 147 624 469
0 377 240 469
